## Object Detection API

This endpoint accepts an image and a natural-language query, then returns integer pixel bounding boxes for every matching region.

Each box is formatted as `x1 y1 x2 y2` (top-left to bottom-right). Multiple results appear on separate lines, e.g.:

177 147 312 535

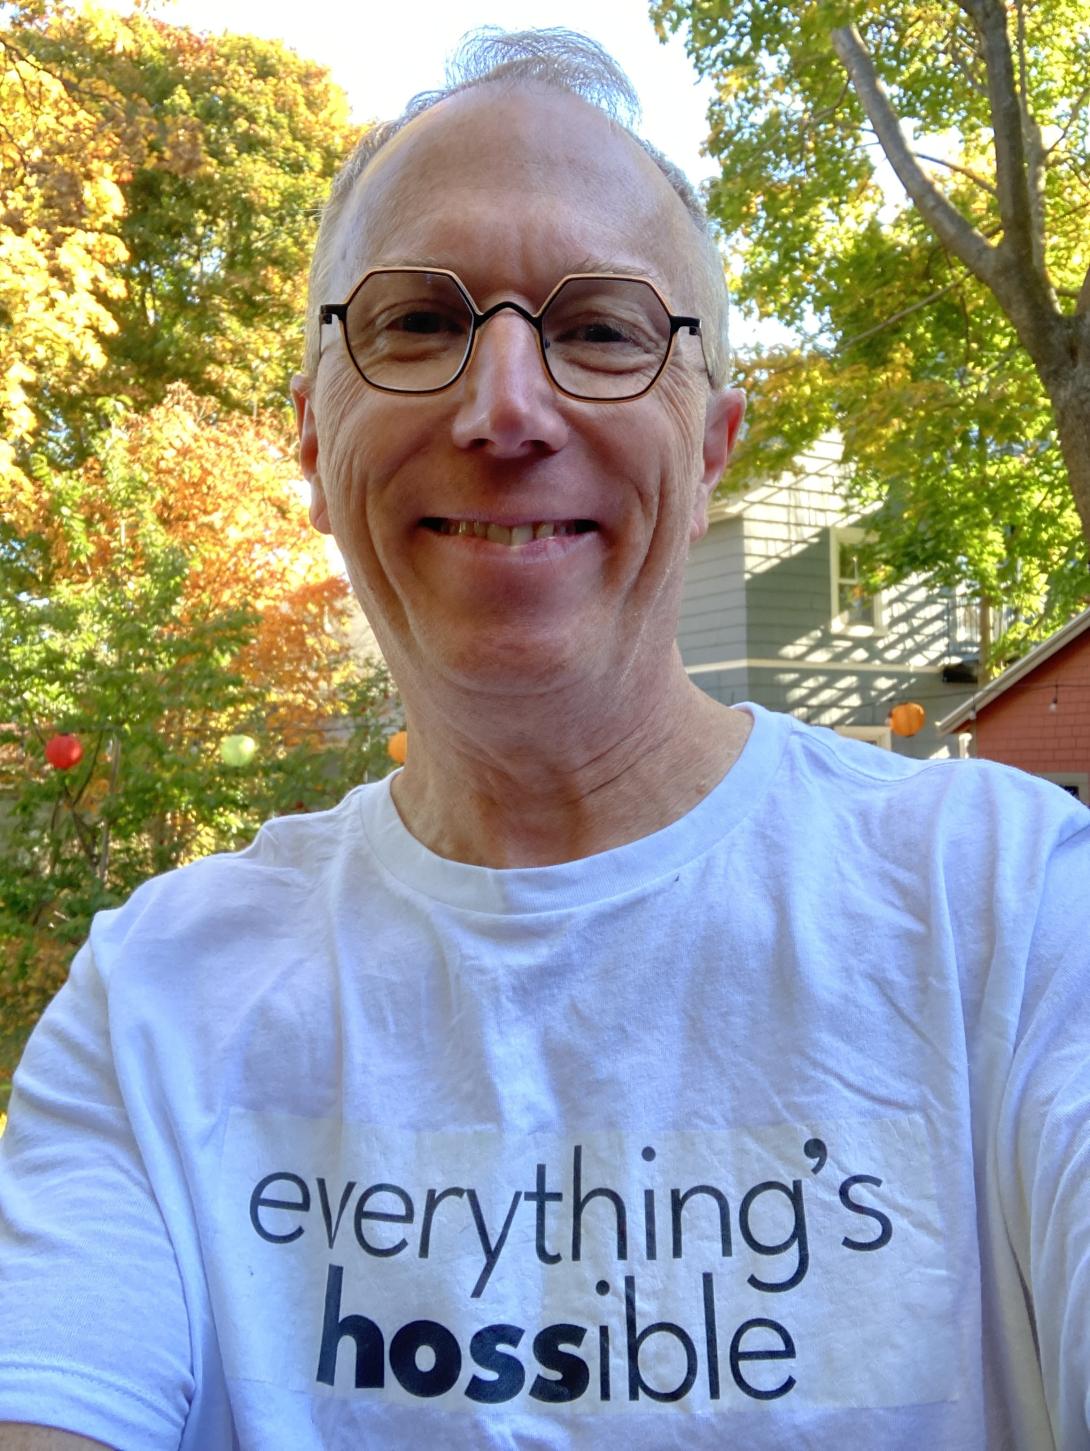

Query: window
835 725 893 750
1039 773 1089 804
951 593 980 645
831 527 884 634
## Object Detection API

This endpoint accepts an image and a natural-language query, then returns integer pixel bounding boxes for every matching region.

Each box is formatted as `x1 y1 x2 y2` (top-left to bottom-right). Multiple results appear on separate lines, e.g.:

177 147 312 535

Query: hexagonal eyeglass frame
317 267 710 403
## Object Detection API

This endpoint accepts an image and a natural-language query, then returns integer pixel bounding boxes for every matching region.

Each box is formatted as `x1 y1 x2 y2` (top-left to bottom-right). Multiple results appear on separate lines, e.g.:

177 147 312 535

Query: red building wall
973 631 1090 787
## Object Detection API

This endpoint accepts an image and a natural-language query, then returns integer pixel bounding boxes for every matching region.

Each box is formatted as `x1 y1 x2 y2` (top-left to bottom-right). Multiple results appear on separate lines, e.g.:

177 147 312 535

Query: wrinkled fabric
1 702 1087 1450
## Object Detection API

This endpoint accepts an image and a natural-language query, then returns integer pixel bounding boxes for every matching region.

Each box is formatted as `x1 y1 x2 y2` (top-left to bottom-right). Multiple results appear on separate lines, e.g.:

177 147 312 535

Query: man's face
294 86 744 705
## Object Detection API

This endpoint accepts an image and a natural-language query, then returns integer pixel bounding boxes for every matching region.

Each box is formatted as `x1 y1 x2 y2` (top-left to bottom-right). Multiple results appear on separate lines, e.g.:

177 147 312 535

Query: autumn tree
0 386 397 1054
655 0 1090 657
0 6 130 504
0 4 392 1098
1 0 359 478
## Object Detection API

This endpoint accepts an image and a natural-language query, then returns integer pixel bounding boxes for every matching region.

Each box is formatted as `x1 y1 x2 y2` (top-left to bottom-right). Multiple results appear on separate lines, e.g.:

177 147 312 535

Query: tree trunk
1045 335 1090 552
829 17 1090 567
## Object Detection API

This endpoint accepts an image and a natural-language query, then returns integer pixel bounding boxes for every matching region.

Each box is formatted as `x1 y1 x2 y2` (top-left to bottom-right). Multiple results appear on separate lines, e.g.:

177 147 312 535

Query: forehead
332 86 698 304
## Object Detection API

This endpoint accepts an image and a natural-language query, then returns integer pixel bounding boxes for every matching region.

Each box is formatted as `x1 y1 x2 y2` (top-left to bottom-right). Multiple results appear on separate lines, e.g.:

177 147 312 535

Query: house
678 437 981 759
935 606 1090 803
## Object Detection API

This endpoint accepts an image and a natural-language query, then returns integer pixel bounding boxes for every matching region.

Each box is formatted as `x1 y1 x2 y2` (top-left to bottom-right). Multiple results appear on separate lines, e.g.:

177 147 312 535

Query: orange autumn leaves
30 386 356 748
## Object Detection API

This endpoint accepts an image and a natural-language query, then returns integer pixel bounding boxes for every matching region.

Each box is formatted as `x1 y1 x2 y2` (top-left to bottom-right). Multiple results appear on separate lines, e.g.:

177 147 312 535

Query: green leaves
0 387 398 1054
1 1 360 480
0 5 396 1101
655 0 1090 660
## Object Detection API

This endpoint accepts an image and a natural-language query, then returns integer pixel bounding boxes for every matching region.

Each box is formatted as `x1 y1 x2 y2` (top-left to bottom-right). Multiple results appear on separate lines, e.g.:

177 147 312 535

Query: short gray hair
303 27 731 386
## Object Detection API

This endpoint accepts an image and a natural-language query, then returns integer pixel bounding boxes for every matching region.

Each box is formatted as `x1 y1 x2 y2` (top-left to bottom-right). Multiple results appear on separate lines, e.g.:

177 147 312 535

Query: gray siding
677 516 747 665
679 440 977 759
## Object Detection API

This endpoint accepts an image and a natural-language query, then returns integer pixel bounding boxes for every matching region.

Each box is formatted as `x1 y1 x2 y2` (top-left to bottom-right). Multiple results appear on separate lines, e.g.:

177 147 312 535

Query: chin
423 627 602 700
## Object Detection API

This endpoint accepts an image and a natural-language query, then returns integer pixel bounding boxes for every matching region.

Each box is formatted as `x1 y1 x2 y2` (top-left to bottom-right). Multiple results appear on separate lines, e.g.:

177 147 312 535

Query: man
1 27 1087 1451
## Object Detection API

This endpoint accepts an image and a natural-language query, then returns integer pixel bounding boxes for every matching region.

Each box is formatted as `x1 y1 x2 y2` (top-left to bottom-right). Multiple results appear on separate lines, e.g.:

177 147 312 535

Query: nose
449 310 569 458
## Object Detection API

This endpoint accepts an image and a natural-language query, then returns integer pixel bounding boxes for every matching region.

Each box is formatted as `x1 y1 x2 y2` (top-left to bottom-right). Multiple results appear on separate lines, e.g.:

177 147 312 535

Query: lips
420 518 597 545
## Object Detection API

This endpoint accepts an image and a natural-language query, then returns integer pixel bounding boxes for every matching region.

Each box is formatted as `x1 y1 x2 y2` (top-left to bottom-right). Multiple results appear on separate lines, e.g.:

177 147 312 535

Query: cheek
654 384 708 508
317 370 365 490
315 376 389 533
316 366 438 523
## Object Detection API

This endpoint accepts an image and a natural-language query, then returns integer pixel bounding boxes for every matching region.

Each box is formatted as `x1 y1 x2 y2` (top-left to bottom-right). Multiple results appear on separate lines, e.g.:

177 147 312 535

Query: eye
390 309 465 336
564 320 630 344
548 310 658 353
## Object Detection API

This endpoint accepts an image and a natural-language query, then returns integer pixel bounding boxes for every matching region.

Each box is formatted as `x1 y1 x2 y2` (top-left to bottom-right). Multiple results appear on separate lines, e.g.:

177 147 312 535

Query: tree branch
1078 264 1090 319
750 277 967 377
1044 82 1090 158
838 279 965 353
830 16 1067 373
1013 0 1047 275
828 23 999 289
0 26 131 128
799 80 851 139
954 0 1043 277
912 151 997 196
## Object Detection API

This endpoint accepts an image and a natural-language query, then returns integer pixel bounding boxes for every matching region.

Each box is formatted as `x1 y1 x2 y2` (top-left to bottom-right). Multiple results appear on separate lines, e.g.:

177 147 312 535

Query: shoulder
88 783 381 980
755 707 1089 877
786 710 1081 817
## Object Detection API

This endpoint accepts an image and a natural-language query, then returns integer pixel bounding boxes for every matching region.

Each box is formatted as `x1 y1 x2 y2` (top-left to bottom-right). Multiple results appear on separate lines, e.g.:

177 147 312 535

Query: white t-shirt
1 702 1087 1449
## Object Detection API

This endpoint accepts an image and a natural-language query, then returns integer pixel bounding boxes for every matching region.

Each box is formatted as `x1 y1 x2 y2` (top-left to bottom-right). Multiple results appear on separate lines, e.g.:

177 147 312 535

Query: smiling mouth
420 518 598 545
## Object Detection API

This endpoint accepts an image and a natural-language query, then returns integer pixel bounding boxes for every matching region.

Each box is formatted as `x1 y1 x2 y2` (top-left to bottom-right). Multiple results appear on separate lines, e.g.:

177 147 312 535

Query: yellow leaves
0 23 134 450
0 931 72 1039
0 359 37 442
0 222 126 440
157 115 206 177
83 172 126 220
0 444 35 530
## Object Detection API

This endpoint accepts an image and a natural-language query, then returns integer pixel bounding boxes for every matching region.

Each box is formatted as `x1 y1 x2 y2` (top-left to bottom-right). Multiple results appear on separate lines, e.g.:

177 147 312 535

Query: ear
291 372 331 535
690 387 746 541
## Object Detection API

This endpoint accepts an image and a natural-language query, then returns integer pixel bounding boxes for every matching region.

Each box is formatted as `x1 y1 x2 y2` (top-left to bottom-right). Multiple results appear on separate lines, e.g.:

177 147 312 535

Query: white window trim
830 526 886 636
835 724 893 750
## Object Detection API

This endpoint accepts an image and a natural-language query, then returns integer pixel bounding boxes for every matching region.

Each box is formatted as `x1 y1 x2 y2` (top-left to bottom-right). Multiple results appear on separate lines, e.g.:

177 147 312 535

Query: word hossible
250 1143 893 1298
317 1265 799 1404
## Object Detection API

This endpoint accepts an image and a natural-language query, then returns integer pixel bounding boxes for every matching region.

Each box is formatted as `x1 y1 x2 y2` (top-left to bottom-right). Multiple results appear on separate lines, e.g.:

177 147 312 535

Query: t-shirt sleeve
999 814 1090 1446
0 940 193 1448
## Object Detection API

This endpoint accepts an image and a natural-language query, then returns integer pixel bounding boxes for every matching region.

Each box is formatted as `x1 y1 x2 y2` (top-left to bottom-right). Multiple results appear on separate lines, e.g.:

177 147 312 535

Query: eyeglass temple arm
317 304 348 360
669 315 714 384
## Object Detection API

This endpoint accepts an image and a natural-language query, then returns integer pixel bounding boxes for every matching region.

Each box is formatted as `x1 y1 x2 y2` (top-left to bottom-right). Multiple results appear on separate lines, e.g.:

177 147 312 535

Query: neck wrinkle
389 669 751 868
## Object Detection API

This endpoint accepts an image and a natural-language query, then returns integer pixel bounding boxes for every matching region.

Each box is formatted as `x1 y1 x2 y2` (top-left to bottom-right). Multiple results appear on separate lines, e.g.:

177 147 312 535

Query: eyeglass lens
341 272 673 399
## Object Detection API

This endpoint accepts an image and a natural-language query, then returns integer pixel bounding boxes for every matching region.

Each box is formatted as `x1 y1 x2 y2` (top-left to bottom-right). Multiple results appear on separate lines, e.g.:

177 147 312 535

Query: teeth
435 519 589 544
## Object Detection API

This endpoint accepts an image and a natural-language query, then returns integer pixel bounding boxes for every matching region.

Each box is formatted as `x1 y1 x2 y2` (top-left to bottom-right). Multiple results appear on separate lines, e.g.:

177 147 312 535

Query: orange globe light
44 733 83 771
387 730 408 765
889 702 926 737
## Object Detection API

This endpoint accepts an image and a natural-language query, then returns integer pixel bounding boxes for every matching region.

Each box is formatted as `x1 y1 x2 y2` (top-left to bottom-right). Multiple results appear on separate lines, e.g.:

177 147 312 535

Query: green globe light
220 733 257 767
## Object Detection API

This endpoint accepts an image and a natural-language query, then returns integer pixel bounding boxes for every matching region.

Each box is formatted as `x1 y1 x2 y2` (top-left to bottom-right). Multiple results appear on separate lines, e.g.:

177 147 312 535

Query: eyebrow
369 255 658 282
568 257 659 280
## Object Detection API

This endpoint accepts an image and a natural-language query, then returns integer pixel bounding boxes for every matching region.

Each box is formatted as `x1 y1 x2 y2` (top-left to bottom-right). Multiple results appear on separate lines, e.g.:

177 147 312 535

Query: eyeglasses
318 268 707 402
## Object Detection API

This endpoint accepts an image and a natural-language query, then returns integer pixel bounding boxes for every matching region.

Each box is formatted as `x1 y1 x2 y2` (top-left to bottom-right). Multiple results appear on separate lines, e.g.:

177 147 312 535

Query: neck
388 655 752 867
